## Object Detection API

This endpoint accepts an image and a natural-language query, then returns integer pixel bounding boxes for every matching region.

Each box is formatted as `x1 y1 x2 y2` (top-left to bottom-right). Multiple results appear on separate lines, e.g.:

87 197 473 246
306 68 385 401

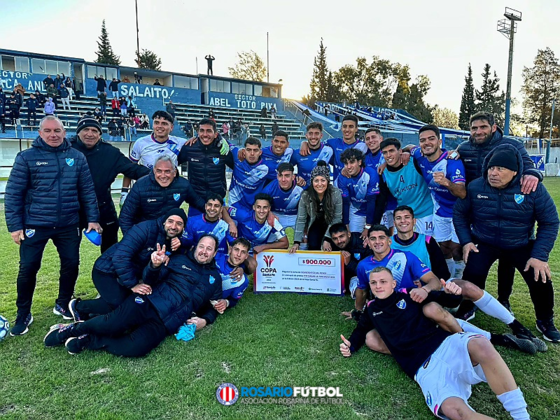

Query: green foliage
94 20 121 66
522 47 560 139
476 64 505 126
135 49 162 71
459 63 476 130
309 38 329 101
432 106 459 129
228 51 267 82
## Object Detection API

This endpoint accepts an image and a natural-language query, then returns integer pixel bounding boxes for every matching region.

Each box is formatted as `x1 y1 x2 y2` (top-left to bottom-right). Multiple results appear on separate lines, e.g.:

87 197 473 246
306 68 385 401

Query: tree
459 63 476 130
433 106 459 129
309 38 330 101
390 69 433 123
94 20 120 65
135 49 162 71
228 51 266 82
475 64 505 126
521 47 560 139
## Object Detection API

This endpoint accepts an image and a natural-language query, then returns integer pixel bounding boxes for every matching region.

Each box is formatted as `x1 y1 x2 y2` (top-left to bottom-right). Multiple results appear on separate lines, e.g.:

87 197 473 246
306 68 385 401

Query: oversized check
254 250 344 295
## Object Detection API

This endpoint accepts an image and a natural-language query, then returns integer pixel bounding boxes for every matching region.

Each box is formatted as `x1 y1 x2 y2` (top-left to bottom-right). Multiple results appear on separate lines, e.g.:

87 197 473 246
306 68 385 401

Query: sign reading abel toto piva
254 250 343 295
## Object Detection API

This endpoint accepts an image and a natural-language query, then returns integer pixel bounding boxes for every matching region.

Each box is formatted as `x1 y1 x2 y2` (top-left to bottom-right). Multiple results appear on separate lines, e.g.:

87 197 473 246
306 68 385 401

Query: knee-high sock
445 258 455 278
498 388 530 420
474 291 515 325
453 260 465 279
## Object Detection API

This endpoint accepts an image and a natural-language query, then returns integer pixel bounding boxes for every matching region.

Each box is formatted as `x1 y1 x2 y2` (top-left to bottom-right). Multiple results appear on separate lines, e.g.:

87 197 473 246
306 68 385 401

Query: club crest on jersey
209 275 215 284
426 392 432 406
135 296 144 304
354 253 361 260
25 229 35 238
514 194 525 204
213 157 220 165
173 193 180 201
396 299 406 309
65 158 74 167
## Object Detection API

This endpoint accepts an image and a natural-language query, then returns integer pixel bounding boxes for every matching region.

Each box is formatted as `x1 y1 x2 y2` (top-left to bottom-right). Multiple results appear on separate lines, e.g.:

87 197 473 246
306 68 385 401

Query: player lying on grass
340 267 531 420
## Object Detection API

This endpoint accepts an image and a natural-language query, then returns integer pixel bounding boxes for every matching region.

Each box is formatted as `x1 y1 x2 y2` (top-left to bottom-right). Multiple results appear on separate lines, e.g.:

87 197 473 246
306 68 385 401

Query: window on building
32 58 46 74
254 85 263 97
15 57 30 73
262 86 279 98
87 65 117 80
175 75 200 90
0 55 15 71
232 82 252 95
105 67 117 80
210 79 230 93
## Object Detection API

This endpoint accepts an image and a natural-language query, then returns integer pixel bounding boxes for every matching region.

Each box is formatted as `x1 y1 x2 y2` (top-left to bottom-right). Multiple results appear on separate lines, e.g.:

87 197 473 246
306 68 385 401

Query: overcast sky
1 0 559 113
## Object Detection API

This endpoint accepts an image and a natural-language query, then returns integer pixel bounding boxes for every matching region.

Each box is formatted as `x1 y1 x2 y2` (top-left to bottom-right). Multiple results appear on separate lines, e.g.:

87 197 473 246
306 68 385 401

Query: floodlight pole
267 32 270 83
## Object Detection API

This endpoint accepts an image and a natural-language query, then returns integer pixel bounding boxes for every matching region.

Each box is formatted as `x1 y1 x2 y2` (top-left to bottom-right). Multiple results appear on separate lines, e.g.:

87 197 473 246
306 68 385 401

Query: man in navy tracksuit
5 116 101 335
454 144 559 342
44 235 223 357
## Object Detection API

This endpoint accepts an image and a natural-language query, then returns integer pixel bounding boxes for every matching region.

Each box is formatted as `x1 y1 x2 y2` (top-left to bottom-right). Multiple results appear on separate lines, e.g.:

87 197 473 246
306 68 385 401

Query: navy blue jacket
5 137 99 232
26 98 38 111
457 127 542 184
94 216 177 288
143 250 222 333
453 144 559 261
119 171 206 235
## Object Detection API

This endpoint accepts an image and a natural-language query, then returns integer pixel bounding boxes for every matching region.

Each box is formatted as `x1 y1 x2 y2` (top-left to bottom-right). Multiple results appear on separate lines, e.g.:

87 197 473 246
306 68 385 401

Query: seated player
262 162 303 230
324 223 371 294
228 137 269 213
391 205 450 280
228 193 289 254
340 267 531 420
183 192 235 254
335 148 380 239
44 236 222 357
187 238 253 331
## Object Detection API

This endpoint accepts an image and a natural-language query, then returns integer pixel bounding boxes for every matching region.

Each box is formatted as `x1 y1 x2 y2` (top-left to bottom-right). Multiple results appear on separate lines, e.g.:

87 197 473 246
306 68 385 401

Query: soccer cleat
53 304 73 320
65 335 90 355
68 299 82 322
508 320 548 352
498 334 537 355
43 323 78 347
457 308 476 322
536 318 560 343
10 313 33 336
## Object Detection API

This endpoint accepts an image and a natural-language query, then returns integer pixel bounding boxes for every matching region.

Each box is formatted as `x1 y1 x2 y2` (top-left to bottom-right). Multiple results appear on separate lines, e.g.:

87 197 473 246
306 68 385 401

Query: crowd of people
4 107 558 419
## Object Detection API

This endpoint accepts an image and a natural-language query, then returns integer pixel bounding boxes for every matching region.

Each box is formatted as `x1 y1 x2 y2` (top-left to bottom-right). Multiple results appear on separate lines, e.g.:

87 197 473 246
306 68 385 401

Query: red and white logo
216 383 239 406
263 255 275 268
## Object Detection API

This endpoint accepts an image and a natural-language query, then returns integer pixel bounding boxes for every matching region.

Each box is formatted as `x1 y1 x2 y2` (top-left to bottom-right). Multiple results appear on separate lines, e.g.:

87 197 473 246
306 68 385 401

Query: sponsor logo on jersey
514 194 525 204
36 161 48 166
476 194 488 199
134 296 144 304
173 193 180 201
147 198 157 203
396 299 406 309
65 158 74 166
181 265 192 271
25 229 35 238
216 383 239 406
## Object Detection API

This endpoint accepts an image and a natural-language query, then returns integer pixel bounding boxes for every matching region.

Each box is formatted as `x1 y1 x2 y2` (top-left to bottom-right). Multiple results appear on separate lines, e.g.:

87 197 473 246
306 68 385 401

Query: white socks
474 291 515 325
498 388 530 420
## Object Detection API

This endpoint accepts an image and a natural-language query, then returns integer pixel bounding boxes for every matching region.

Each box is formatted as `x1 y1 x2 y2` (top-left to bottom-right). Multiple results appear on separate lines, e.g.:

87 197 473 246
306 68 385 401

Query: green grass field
1 180 559 420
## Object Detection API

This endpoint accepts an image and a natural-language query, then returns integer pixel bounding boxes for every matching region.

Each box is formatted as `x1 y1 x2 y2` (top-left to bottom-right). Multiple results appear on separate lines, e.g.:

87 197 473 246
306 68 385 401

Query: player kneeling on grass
188 238 254 331
340 267 531 420
44 235 222 357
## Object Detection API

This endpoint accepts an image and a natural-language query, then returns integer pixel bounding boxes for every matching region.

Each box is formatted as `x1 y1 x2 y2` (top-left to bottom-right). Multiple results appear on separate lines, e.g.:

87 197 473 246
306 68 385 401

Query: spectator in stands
123 76 131 83
43 75 54 89
94 75 107 95
270 105 277 119
111 97 120 117
108 118 119 141
64 77 75 101
208 108 215 119
260 105 268 118
14 83 25 97
259 123 266 140
120 100 128 116
34 90 45 107
134 71 143 84
93 108 104 124
205 55 215 75
127 116 137 138
222 121 230 139
128 102 136 118
153 79 162 86
140 113 150 129
0 87 5 104
98 92 107 116
54 74 63 89
108 78 121 98
58 85 71 111
46 84 58 105
9 93 20 124
183 120 193 137
44 97 56 117
0 98 6 133
272 121 279 136
166 100 176 121
127 94 136 109
117 117 125 139
26 94 38 126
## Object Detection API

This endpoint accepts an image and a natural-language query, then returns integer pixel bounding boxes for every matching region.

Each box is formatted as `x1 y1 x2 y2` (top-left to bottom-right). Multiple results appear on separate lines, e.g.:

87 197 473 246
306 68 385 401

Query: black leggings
76 268 130 317
307 218 329 250
75 294 167 357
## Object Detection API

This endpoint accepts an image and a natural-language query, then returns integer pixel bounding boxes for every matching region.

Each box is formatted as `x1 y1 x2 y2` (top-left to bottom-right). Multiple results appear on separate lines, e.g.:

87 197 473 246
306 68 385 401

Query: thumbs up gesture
339 334 352 357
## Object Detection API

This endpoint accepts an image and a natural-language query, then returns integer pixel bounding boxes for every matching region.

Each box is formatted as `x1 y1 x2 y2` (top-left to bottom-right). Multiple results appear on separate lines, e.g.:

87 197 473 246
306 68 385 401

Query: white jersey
129 134 187 169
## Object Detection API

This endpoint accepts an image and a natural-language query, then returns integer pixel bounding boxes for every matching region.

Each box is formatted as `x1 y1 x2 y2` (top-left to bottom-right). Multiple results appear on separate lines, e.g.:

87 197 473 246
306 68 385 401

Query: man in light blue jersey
183 192 235 254
292 122 334 188
228 193 289 253
335 148 379 239
374 138 434 235
409 125 467 278
228 137 269 212
262 162 303 230
187 238 254 331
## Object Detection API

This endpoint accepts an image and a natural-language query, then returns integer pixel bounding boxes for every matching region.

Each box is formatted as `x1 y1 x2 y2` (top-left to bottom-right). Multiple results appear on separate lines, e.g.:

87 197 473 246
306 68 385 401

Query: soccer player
409 125 467 278
375 138 434 235
292 122 333 188
340 267 531 420
262 163 304 230
391 205 450 281
228 137 269 213
187 238 254 331
183 192 235 254
121 111 186 205
335 148 379 238
228 193 289 253
363 128 384 170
